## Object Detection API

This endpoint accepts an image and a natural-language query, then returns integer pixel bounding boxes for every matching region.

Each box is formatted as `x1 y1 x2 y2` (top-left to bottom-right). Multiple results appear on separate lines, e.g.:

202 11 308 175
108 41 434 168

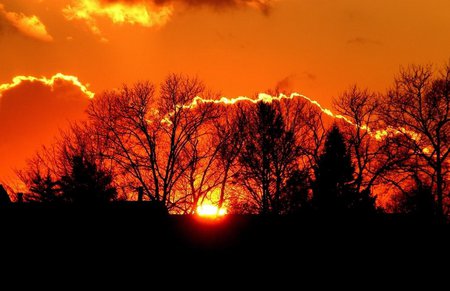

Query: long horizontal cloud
63 0 173 39
0 4 53 42
0 74 93 184
73 0 275 13
63 0 276 39
151 0 273 11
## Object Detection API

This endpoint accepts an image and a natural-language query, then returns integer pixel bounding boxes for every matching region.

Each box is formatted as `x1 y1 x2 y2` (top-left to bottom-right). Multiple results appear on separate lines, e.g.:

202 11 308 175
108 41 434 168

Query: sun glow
197 204 227 218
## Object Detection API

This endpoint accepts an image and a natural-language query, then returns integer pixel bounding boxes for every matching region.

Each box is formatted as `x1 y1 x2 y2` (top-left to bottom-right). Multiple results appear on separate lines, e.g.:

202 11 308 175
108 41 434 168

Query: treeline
15 63 450 221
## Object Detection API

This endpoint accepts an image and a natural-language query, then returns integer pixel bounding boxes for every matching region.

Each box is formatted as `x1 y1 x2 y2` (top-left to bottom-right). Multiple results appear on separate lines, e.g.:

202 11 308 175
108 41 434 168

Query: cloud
0 74 95 99
63 0 276 39
347 37 381 46
88 0 274 11
0 74 93 182
0 4 53 42
157 0 274 14
63 0 173 38
275 72 315 92
275 74 295 92
302 71 316 81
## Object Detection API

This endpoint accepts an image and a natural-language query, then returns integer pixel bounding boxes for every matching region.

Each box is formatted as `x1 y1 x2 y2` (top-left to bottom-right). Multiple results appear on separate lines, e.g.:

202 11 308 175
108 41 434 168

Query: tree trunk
436 161 444 223
217 168 229 214
274 174 282 215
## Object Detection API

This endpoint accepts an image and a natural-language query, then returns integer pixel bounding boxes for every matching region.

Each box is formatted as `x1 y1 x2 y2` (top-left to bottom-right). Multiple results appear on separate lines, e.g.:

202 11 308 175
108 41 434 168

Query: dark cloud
101 0 274 13
275 74 295 92
0 76 91 181
303 71 316 81
275 72 316 92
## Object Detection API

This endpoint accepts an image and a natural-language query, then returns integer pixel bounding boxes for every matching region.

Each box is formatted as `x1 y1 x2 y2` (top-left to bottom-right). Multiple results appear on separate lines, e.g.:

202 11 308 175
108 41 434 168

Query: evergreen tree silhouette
28 172 61 203
397 177 434 221
59 155 117 205
282 169 311 214
313 125 356 212
0 185 11 205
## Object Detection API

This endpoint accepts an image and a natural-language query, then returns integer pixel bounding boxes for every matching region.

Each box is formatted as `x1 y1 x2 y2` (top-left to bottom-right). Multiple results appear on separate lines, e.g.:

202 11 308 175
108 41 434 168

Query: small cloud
347 37 381 46
275 72 316 92
66 36 74 41
0 4 53 42
303 71 316 81
275 74 295 92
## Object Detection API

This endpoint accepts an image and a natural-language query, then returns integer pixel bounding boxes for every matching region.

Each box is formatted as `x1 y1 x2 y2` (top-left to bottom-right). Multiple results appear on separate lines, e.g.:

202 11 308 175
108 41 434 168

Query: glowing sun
197 204 227 218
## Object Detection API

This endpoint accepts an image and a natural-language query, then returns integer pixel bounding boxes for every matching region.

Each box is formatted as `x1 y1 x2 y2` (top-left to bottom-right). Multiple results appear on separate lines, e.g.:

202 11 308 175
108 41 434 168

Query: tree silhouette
87 75 217 212
313 125 373 212
238 102 301 215
18 131 125 206
397 179 434 220
27 171 61 203
282 169 311 214
381 64 450 221
0 185 11 205
214 107 246 213
334 86 409 197
13 65 448 217
59 155 117 205
313 125 352 211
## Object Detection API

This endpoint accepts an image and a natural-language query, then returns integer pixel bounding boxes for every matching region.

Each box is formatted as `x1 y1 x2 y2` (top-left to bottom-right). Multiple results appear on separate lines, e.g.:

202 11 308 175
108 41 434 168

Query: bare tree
18 122 117 203
236 101 302 214
213 106 246 213
381 64 450 221
224 97 327 214
334 86 379 194
295 102 328 195
87 75 217 211
334 86 411 204
175 118 224 214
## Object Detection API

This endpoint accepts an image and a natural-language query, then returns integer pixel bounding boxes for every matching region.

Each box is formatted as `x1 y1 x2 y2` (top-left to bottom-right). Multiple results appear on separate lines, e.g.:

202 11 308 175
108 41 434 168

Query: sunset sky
1 0 450 184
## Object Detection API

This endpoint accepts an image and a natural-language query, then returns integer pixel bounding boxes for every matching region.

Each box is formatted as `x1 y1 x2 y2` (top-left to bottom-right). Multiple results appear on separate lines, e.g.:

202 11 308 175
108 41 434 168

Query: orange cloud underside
0 74 93 185
0 73 95 99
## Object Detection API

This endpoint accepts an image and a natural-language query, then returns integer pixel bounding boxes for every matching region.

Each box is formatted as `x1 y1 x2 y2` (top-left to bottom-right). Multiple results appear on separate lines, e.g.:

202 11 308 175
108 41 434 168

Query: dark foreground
1 203 449 283
1 203 448 251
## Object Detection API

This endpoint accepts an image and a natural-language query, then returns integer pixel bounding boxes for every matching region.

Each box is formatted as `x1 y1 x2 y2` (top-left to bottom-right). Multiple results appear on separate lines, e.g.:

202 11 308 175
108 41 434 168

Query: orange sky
1 0 450 184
